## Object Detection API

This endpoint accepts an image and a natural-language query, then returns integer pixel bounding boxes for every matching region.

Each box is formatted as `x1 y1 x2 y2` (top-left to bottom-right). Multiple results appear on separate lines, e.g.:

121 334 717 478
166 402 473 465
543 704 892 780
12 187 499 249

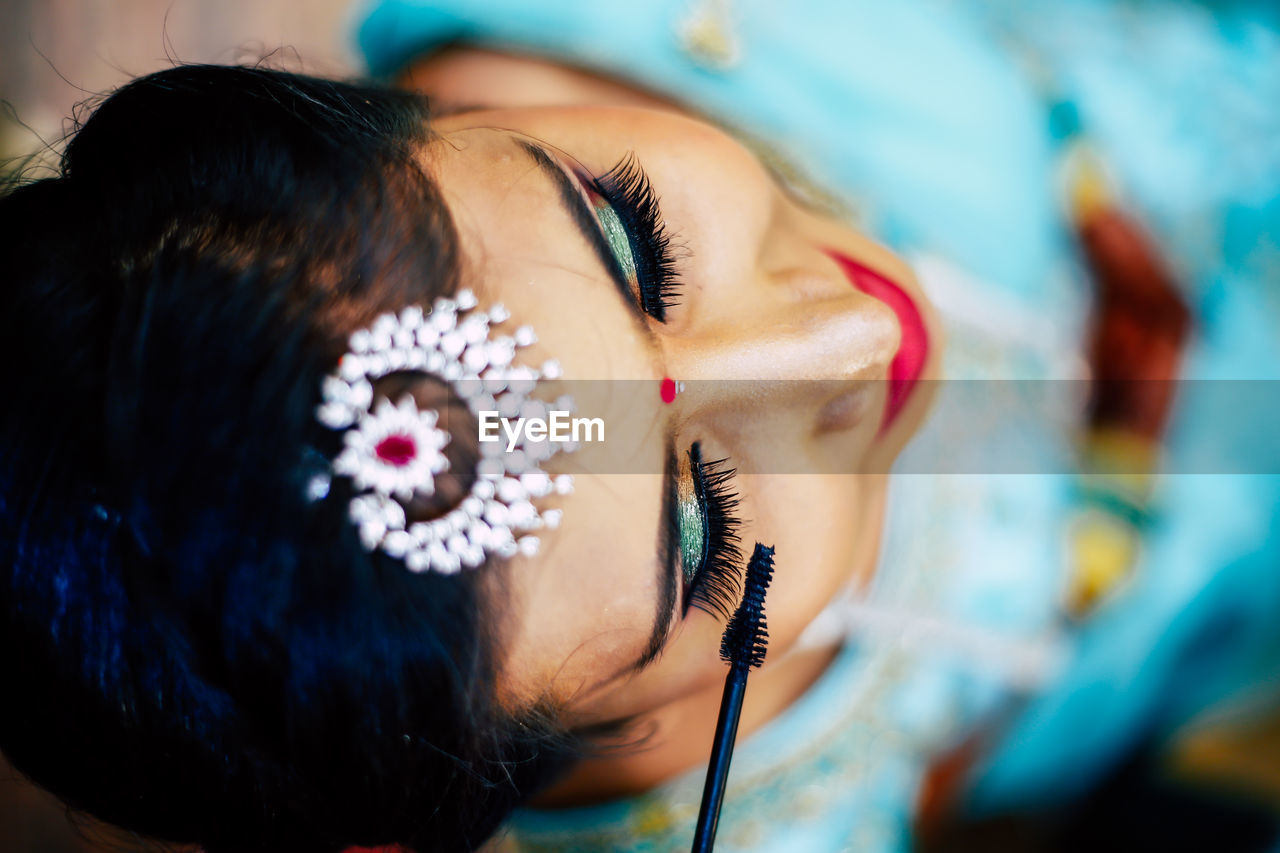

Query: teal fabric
356 0 1280 847
356 0 1065 310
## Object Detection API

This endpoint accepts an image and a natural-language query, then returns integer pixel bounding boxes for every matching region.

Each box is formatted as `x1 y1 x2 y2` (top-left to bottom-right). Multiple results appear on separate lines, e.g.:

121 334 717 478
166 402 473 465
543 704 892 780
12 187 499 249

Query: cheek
647 137 777 293
745 474 876 650
725 473 880 661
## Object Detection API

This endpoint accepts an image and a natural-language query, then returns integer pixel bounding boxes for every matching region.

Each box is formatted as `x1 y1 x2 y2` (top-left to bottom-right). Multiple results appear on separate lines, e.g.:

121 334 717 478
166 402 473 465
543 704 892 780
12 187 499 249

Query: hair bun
1 65 576 853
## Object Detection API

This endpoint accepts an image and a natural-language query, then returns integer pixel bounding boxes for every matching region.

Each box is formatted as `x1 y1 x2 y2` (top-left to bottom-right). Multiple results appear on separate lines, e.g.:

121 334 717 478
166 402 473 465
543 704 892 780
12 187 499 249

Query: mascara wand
691 542 775 853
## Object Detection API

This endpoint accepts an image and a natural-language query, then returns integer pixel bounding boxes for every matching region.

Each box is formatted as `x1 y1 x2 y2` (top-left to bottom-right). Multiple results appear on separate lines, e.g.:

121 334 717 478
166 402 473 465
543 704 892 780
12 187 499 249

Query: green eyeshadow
677 448 706 585
591 196 640 289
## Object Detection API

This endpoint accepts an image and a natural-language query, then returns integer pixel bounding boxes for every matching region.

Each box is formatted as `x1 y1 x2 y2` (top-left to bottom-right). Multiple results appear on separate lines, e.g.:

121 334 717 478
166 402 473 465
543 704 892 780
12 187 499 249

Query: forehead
417 125 672 705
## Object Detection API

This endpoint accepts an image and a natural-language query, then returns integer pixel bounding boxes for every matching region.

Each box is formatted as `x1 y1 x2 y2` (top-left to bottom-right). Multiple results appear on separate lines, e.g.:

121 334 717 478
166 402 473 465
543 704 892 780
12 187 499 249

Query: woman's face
421 105 940 734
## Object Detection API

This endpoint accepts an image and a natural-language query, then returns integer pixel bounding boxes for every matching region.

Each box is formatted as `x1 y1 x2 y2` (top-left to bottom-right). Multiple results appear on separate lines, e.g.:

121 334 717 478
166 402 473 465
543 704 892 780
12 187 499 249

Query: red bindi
374 434 417 466
660 377 677 404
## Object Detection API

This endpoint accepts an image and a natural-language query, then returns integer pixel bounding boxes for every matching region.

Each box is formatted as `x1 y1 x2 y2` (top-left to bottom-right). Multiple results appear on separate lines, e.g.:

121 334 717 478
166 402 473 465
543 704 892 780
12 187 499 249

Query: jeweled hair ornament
315 289 573 574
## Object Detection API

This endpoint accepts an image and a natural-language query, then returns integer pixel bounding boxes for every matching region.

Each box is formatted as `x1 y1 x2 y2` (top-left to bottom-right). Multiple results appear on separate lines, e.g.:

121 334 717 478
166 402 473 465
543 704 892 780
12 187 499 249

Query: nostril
816 383 879 433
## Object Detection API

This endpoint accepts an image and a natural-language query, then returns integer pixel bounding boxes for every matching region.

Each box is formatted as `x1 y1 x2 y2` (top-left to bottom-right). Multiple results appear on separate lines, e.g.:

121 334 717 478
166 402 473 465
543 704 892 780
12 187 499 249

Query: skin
407 49 943 805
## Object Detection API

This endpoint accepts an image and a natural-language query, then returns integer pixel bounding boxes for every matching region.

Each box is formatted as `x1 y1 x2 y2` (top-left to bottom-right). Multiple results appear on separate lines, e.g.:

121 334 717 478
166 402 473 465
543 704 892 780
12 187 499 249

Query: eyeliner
691 542 775 853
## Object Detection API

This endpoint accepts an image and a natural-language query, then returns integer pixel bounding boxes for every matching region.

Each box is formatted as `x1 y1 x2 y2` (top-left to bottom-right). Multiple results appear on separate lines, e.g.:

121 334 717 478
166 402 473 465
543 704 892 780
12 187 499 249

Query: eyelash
593 154 682 321
685 443 744 620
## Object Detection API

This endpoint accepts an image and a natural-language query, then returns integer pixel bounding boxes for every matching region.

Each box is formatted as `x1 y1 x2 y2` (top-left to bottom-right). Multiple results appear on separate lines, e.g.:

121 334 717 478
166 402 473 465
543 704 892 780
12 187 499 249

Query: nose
665 259 901 384
655 178 914 463
658 251 903 470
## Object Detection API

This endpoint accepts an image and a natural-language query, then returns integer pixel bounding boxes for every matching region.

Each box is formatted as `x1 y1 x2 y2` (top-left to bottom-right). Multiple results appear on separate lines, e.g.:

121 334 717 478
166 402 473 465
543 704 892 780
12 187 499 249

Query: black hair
0 65 577 852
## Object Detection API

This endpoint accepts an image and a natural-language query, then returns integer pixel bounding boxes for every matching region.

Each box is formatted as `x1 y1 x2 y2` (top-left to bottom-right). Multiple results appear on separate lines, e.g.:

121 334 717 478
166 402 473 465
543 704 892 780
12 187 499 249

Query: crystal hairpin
315 289 573 574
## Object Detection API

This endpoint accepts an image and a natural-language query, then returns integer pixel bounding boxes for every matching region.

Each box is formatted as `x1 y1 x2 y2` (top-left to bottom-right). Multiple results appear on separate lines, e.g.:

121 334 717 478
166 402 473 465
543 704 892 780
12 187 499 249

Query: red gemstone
374 434 417 466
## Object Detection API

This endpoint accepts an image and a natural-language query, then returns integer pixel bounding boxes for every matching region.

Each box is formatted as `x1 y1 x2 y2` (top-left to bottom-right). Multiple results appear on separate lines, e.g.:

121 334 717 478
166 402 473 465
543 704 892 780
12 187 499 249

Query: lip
824 249 929 431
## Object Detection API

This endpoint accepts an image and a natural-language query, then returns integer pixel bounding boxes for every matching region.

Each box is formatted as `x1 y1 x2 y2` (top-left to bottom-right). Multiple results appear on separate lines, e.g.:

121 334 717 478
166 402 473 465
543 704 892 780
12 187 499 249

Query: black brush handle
691 670 748 853
691 542 774 853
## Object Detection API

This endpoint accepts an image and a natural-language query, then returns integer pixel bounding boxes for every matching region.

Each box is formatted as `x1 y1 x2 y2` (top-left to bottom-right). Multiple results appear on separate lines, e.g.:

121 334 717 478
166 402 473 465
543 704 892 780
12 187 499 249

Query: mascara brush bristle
720 543 775 672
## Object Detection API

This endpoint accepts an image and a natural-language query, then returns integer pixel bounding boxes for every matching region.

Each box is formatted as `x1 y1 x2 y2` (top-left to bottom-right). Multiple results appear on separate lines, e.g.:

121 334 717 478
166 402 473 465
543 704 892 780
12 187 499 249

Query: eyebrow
512 139 647 325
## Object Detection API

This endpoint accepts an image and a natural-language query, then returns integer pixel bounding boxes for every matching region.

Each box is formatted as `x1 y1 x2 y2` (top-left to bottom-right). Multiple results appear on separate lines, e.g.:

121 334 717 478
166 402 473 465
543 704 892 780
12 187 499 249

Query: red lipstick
825 249 929 430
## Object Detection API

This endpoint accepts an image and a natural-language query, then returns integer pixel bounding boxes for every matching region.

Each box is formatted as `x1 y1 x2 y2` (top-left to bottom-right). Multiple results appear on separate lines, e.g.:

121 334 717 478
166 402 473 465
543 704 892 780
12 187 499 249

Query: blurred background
1 0 356 168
